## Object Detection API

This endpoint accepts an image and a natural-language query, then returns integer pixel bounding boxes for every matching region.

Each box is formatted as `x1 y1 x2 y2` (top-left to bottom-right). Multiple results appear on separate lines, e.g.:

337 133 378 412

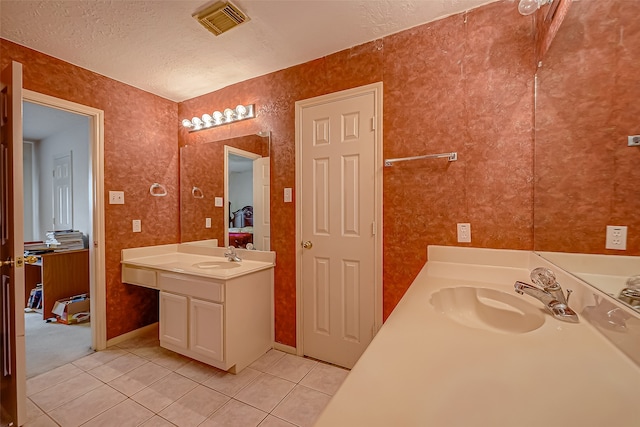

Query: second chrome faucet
514 267 579 323
224 246 242 262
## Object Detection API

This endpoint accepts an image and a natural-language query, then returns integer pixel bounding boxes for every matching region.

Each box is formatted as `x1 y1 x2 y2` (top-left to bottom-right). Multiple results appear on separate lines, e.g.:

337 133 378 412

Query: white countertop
121 242 275 280
314 246 640 427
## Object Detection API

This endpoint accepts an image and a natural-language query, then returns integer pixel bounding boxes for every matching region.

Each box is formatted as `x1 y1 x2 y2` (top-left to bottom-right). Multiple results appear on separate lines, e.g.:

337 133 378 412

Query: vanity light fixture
181 104 255 132
518 0 553 15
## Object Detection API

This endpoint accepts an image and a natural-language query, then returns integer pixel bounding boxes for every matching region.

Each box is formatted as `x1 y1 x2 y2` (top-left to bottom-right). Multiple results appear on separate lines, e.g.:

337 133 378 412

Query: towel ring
150 183 167 197
192 186 204 199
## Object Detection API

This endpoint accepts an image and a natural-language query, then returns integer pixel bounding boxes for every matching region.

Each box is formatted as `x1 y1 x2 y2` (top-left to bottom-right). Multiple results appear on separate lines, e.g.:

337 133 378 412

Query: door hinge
371 116 376 131
371 221 376 236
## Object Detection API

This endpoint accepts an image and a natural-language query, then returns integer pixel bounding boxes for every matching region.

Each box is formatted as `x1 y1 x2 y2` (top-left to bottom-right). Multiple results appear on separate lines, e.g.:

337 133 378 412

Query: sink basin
430 287 545 334
192 261 242 270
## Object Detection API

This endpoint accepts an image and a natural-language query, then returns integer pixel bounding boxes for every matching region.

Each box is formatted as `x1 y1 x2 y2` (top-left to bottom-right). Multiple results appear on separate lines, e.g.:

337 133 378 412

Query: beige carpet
25 311 93 378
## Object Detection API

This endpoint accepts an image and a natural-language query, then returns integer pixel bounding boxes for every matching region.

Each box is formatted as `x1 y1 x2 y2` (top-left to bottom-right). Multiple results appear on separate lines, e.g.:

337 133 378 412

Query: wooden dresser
24 249 90 319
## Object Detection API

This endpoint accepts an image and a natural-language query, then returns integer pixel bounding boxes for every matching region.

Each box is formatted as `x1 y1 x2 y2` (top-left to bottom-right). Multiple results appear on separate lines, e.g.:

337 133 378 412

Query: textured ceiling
1 0 496 102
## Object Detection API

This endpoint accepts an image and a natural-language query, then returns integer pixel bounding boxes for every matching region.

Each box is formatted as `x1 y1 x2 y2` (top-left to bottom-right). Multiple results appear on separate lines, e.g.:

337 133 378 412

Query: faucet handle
565 288 573 305
531 267 558 289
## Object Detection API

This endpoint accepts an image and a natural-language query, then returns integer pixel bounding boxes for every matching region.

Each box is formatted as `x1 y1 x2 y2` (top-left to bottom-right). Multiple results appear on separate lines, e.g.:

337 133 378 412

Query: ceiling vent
193 1 249 36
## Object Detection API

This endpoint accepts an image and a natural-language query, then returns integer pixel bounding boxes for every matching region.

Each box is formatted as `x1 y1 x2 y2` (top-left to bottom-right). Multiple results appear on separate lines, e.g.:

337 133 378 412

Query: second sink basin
193 261 242 270
430 287 545 334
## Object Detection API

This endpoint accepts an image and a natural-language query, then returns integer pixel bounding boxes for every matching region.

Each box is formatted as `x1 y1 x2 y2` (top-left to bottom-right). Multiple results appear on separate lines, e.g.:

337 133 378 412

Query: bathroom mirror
180 131 270 250
533 0 640 310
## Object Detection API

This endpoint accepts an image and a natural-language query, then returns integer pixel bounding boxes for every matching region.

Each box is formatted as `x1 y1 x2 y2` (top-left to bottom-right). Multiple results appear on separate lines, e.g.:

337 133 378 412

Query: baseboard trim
106 322 159 347
273 342 297 355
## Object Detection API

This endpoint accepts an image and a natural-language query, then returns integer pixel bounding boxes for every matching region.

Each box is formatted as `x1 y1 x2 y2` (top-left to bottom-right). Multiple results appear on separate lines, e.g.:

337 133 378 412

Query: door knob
1 255 30 268
301 241 313 249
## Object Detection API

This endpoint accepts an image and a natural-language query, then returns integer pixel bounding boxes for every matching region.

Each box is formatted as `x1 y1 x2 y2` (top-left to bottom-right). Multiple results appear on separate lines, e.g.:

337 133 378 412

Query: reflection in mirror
180 131 270 250
534 0 640 311
224 146 270 250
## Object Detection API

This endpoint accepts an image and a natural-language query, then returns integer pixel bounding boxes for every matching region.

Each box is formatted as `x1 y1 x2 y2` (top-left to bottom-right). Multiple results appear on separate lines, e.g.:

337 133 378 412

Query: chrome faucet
224 246 242 262
617 275 640 308
514 267 579 323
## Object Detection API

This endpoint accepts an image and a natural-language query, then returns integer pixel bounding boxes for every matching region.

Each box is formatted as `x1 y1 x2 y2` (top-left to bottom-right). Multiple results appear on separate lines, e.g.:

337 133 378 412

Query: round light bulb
212 111 223 124
224 108 234 122
235 104 247 119
202 114 213 126
518 0 541 15
192 117 203 130
181 119 193 128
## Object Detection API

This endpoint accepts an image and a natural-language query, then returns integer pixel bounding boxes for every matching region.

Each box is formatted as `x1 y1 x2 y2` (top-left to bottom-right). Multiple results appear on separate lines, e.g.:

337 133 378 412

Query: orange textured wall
534 0 640 255
178 1 536 346
0 40 180 340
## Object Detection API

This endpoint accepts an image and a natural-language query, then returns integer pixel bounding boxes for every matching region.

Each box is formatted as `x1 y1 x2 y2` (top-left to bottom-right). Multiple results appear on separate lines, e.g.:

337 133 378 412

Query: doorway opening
22 101 94 377
22 90 107 374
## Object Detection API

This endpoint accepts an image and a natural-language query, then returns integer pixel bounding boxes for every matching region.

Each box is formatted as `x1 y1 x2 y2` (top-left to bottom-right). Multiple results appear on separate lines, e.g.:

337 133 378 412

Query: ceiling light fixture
181 104 255 132
518 0 553 15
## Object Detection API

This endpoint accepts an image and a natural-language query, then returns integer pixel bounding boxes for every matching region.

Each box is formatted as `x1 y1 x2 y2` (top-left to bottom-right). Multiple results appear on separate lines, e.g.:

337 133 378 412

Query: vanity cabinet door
189 298 224 361
160 292 188 349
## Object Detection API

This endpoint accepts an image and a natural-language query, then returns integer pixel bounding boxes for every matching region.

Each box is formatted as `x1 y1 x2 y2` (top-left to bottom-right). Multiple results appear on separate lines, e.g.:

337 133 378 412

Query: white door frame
23 89 107 351
294 82 383 356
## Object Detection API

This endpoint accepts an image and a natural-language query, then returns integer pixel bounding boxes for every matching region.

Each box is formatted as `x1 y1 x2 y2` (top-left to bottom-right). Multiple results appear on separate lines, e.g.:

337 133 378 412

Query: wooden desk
25 249 89 319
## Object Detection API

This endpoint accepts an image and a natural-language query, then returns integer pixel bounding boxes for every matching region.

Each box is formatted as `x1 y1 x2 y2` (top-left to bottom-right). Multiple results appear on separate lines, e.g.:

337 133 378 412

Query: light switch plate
109 191 124 204
214 197 223 207
132 219 141 233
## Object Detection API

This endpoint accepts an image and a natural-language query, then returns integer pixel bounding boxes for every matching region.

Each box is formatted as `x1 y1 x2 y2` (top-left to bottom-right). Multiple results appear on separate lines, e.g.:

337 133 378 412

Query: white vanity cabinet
121 246 274 374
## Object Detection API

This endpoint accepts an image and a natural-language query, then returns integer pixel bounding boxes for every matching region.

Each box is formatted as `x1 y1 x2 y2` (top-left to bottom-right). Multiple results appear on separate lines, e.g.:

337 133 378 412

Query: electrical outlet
605 225 627 250
284 188 292 203
205 217 212 228
109 191 124 205
214 197 223 207
628 135 640 147
457 223 471 243
132 220 141 233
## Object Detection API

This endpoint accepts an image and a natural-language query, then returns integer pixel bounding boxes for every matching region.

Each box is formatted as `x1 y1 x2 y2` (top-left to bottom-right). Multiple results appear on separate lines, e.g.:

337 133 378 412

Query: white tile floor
24 332 349 427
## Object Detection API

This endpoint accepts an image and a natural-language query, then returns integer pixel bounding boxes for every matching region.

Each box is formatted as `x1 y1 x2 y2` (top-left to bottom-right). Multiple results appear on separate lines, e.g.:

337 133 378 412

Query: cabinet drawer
158 273 224 302
122 265 157 288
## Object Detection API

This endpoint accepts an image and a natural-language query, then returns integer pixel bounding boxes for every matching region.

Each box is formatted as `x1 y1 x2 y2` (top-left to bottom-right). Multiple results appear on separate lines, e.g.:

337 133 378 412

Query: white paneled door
298 84 382 369
52 152 73 231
